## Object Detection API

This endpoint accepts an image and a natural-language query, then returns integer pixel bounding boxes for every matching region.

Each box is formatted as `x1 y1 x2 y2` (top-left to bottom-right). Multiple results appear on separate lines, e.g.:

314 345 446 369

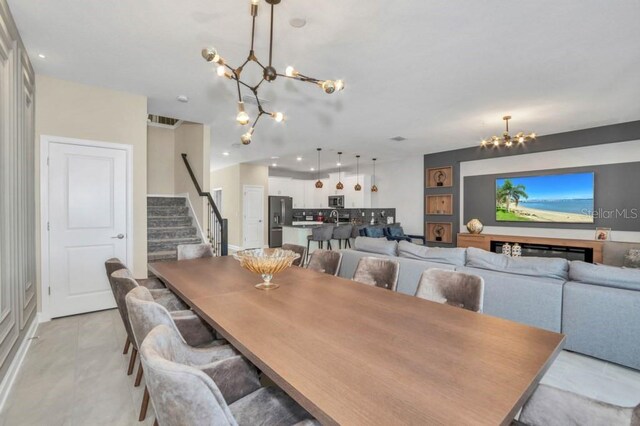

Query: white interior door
47 141 129 318
243 185 264 249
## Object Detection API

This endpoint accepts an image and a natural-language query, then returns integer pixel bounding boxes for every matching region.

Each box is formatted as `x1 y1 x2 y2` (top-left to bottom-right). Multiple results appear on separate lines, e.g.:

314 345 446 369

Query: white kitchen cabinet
268 177 291 196
291 180 305 208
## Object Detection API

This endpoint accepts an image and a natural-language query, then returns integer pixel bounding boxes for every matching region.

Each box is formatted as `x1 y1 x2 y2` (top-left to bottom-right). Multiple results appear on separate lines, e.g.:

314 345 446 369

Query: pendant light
354 155 362 191
315 148 323 189
336 152 344 190
371 158 378 192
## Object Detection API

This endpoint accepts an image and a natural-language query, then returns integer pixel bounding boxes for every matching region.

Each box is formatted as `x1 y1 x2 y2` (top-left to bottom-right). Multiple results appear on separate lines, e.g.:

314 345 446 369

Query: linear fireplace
490 241 592 263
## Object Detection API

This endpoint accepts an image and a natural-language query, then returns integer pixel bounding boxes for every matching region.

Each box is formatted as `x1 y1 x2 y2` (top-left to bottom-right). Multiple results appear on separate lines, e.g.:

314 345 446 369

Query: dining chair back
306 225 335 257
415 269 484 312
105 258 126 283
177 243 215 260
352 257 400 291
307 249 343 276
282 244 306 267
519 384 640 426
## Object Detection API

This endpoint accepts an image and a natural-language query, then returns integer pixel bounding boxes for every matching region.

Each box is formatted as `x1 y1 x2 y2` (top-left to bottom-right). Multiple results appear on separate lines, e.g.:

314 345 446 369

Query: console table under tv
457 233 604 264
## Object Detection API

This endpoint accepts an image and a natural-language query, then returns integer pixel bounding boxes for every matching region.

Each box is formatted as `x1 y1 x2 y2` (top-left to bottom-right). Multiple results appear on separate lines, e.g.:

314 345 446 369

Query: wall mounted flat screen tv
496 172 594 223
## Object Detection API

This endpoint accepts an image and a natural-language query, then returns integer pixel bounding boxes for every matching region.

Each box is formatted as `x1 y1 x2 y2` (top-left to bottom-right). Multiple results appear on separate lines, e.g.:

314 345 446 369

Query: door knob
112 233 125 239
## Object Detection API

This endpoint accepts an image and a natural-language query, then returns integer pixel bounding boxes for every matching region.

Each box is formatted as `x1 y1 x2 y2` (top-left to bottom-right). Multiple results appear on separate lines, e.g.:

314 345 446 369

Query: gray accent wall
464 163 640 231
424 120 640 246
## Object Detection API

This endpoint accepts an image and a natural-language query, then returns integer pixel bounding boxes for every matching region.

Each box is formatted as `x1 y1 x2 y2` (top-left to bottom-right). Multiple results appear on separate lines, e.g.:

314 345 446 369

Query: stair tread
148 237 201 242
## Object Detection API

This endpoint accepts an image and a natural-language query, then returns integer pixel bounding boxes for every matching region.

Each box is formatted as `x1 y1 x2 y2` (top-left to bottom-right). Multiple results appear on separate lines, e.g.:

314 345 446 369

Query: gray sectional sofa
338 237 640 370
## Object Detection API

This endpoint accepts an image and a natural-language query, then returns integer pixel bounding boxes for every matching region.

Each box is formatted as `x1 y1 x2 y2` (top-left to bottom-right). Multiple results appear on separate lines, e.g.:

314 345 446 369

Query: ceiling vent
390 136 407 142
242 94 270 106
148 115 181 127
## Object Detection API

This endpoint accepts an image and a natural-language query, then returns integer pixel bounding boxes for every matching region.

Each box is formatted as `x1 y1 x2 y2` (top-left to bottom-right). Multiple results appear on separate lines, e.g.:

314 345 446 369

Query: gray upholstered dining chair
105 257 165 289
518 384 640 426
352 257 400 291
110 268 188 377
140 325 320 426
306 225 335 260
126 286 233 421
415 269 484 313
282 244 307 267
331 224 353 249
177 243 215 260
307 249 342 276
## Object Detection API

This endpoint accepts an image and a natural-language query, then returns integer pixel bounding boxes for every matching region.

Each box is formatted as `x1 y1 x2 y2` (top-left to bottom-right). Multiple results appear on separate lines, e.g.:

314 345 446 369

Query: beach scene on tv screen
496 172 594 223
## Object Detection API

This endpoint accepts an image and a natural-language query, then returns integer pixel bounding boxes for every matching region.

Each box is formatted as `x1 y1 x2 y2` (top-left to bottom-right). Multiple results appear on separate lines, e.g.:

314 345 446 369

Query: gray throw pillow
354 236 398 257
624 249 640 269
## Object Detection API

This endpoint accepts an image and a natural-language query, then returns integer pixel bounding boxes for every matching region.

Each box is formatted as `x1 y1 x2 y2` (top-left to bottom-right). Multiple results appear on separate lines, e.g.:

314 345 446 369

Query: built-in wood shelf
457 233 604 263
426 166 453 188
426 194 453 215
427 222 452 244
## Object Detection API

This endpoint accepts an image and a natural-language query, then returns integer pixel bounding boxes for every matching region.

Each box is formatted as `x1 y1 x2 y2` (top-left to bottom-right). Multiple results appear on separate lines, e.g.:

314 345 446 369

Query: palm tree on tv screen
497 179 529 212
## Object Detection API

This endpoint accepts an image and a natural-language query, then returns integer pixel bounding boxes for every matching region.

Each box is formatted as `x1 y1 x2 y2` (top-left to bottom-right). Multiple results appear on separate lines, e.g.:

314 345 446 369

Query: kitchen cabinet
269 175 372 209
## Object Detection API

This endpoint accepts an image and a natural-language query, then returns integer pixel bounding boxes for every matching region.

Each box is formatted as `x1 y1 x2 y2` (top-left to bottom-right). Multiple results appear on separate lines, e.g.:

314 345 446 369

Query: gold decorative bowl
233 248 300 290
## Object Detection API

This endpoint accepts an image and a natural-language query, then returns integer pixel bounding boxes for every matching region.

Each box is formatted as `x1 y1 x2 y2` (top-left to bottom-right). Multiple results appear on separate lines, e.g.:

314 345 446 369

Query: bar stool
331 224 353 249
306 225 335 262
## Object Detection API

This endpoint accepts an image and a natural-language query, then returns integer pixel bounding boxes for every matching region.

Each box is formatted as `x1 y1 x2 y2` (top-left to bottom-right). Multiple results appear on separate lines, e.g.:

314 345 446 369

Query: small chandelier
336 152 344 190
315 148 323 189
201 0 344 146
481 116 536 148
371 158 378 192
354 155 362 191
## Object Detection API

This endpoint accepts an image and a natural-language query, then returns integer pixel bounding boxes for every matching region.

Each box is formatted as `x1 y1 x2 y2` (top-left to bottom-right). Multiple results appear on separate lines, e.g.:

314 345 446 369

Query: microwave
328 195 344 208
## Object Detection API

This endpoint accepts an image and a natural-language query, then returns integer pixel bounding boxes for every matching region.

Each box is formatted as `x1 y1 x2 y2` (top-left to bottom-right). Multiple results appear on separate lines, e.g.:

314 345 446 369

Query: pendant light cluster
313 150 379 192
315 148 323 189
336 152 344 190
201 0 345 146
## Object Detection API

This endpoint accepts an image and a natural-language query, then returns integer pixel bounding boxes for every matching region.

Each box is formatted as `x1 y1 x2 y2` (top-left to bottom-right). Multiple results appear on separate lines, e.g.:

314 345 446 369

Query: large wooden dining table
149 256 565 426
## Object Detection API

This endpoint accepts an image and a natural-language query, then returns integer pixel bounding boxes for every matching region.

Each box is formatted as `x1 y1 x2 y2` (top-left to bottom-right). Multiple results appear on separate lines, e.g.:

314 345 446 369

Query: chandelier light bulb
272 112 285 123
481 139 487 147
518 136 525 143
493 138 500 147
236 102 250 125
285 66 298 77
335 80 345 91
216 65 226 77
241 127 255 145
530 133 536 139
201 47 220 63
506 141 513 147
251 0 259 4
321 80 336 94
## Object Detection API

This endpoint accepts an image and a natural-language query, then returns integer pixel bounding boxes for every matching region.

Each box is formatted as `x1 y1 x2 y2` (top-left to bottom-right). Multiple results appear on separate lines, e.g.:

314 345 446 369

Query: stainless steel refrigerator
268 196 293 248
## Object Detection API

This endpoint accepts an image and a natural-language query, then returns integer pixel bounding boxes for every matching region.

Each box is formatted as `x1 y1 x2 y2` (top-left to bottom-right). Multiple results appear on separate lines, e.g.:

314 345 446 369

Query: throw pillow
365 227 385 238
387 226 405 238
624 249 640 269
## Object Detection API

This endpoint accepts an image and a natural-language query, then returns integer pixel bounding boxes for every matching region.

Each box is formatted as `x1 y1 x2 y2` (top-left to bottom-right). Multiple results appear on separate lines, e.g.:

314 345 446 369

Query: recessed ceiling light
177 95 189 103
296 156 303 161
38 53 46 59
222 152 230 156
289 18 307 28
336 162 341 166
271 163 277 167
390 136 407 142
310 167 315 171
270 156 279 159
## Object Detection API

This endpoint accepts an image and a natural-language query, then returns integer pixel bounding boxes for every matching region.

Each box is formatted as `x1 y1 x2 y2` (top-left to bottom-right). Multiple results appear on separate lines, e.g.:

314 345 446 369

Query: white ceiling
10 0 640 173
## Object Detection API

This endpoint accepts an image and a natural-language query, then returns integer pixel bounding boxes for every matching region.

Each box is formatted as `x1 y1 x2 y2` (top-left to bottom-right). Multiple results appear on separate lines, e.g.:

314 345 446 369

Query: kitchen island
283 222 400 247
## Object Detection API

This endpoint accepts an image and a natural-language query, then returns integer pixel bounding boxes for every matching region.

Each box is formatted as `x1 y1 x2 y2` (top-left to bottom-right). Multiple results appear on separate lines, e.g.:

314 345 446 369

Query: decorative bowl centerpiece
233 248 300 290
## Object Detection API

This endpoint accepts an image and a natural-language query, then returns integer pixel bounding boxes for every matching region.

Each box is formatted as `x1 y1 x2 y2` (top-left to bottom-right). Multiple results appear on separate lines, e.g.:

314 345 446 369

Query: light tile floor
2 309 640 425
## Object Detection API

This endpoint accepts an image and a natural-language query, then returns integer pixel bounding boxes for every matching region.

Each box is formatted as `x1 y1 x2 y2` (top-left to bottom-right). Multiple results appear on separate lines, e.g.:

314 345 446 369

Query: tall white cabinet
0 0 37 380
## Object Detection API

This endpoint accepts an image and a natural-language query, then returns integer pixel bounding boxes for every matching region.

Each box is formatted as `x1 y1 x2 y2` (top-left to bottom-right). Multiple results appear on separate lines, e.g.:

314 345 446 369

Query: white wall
147 125 175 194
371 156 424 235
460 139 640 242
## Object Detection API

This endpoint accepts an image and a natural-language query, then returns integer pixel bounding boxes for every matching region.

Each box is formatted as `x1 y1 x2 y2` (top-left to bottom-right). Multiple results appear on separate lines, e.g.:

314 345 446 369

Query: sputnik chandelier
481 116 536 148
201 0 345 145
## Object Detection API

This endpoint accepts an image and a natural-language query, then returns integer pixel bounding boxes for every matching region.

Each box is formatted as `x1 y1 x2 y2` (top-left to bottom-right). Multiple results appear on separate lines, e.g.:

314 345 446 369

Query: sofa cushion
354 236 398 257
364 227 385 238
569 261 640 290
465 247 569 280
398 241 466 266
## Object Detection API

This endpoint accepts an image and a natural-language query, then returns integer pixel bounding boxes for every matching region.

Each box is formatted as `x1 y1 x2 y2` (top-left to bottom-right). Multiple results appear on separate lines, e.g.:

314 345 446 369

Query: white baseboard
0 315 40 412
228 245 242 254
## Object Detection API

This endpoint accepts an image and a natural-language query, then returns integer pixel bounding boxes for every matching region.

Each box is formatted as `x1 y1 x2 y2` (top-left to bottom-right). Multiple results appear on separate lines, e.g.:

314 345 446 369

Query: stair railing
181 153 228 256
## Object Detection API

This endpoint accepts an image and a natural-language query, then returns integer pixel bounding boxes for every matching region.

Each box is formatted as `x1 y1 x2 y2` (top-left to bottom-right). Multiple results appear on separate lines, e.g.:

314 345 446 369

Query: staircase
147 196 203 262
